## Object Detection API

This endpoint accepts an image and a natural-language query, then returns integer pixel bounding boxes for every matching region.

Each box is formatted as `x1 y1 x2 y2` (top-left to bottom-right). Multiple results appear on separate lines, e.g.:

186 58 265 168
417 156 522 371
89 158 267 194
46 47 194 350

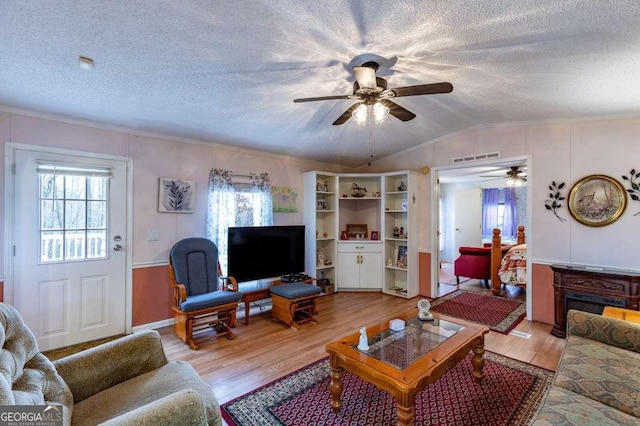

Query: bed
490 225 526 295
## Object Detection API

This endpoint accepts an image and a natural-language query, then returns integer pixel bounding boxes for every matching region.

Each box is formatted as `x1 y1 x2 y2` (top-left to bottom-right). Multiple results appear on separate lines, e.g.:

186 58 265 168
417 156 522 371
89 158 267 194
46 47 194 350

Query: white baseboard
132 318 174 332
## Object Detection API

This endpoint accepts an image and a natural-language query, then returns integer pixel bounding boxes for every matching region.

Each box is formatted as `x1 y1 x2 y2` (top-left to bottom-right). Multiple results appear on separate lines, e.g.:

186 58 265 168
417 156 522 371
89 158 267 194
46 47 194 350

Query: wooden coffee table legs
329 342 486 426
472 341 486 381
329 364 343 414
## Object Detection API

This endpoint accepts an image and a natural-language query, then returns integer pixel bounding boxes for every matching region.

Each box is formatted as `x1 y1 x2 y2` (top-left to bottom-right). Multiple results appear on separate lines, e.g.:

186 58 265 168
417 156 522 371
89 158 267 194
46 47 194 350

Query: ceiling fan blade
353 66 377 89
391 82 453 97
332 103 361 125
294 95 350 103
379 99 416 122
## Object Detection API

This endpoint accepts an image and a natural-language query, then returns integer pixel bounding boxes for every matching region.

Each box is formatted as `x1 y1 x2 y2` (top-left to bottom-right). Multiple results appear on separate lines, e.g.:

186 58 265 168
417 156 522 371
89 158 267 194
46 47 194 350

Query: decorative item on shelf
370 231 379 240
398 227 406 239
393 226 400 238
340 230 349 240
322 231 328 237
316 199 328 210
346 223 368 239
373 191 381 197
386 258 393 267
621 168 640 216
401 201 408 211
324 257 332 266
418 299 434 321
316 248 325 266
568 174 627 227
318 278 335 294
397 181 406 191
357 327 369 351
350 183 367 197
397 245 407 268
342 194 348 198
316 180 329 192
545 181 567 222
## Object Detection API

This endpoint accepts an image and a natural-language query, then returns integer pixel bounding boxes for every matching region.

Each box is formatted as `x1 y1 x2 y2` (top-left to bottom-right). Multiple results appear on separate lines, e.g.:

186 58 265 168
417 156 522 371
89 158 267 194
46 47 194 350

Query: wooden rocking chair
169 238 242 350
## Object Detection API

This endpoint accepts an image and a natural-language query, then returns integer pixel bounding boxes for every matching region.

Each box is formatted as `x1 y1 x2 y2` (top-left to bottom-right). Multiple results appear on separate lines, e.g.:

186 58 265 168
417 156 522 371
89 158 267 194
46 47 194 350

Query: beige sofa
0 302 221 425
533 309 640 425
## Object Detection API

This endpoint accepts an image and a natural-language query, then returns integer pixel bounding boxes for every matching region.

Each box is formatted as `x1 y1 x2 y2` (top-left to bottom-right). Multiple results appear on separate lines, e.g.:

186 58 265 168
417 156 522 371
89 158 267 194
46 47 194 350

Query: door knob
113 244 123 251
114 235 122 242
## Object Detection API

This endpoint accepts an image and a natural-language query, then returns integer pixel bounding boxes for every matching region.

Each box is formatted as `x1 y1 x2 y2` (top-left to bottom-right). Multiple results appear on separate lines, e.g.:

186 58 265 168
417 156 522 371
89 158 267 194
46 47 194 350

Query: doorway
5 143 132 351
431 157 532 319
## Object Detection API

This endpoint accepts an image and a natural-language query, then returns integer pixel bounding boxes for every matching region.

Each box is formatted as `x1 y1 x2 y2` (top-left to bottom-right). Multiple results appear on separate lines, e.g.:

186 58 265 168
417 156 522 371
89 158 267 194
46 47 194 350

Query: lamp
352 101 389 125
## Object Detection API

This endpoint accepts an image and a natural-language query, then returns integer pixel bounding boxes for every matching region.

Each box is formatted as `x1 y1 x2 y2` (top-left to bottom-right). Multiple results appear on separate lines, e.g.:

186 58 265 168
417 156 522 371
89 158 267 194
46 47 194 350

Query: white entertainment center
303 171 423 298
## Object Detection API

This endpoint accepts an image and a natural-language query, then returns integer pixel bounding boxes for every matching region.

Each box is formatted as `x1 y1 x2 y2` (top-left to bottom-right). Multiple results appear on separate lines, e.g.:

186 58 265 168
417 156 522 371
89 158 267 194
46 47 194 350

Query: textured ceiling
1 1 640 167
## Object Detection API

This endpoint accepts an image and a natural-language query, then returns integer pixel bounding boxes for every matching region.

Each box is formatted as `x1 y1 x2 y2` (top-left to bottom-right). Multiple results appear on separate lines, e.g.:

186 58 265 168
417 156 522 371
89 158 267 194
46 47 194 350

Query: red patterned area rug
221 352 553 426
430 290 526 334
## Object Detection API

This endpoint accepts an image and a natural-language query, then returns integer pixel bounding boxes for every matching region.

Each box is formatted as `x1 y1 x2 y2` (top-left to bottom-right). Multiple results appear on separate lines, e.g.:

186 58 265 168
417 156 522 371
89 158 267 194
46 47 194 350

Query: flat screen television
227 225 305 283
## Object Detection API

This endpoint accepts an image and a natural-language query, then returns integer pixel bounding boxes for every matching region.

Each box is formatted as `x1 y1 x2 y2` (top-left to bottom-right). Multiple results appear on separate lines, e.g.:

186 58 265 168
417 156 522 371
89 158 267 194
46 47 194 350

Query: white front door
11 147 129 351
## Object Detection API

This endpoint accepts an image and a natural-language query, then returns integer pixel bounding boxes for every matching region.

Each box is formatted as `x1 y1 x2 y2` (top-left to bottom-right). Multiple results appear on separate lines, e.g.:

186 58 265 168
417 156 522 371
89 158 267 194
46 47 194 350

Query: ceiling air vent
452 151 501 164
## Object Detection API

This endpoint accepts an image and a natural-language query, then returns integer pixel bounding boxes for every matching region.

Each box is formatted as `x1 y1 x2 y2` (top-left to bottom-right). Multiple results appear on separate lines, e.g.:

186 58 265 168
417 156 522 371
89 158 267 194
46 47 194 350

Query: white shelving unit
335 174 383 291
302 172 337 286
304 171 421 297
383 171 420 298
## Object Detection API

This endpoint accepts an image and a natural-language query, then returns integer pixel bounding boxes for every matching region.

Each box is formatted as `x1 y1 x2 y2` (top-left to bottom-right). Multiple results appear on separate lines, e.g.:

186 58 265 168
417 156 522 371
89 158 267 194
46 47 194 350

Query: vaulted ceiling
1 1 640 167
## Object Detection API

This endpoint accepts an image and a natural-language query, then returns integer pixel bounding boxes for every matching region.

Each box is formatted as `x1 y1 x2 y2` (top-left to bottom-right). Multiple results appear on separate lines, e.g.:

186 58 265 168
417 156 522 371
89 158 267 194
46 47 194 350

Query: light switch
147 230 160 241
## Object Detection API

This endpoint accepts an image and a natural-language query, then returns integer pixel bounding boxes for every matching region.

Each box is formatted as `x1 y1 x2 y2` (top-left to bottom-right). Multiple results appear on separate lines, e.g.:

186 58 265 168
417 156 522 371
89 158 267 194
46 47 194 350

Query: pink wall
372 118 640 325
531 263 554 324
132 266 173 326
419 251 432 298
3 110 640 327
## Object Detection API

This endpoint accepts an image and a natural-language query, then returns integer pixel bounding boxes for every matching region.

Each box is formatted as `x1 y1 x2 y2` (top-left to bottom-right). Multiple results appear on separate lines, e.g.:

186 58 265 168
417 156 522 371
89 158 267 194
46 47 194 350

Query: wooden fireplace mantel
550 264 640 338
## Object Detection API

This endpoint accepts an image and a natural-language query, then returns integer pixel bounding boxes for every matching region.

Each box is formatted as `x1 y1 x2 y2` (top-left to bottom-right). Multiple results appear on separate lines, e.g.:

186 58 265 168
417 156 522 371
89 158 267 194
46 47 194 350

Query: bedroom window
206 168 273 274
482 188 517 239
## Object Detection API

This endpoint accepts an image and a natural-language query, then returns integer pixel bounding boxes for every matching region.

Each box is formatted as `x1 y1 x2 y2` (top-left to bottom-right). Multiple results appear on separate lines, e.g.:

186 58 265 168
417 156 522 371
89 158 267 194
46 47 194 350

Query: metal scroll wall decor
621 168 640 216
544 181 567 222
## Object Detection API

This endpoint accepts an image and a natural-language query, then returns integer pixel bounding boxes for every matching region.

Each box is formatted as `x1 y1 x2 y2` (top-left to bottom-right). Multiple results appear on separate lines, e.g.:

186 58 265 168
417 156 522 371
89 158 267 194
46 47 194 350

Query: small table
602 306 640 324
325 308 489 426
238 279 274 325
238 277 317 325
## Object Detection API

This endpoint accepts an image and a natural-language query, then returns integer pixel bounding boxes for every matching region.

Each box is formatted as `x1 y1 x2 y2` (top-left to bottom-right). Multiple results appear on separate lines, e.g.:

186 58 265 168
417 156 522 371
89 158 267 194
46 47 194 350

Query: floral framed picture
158 178 195 213
568 174 627 227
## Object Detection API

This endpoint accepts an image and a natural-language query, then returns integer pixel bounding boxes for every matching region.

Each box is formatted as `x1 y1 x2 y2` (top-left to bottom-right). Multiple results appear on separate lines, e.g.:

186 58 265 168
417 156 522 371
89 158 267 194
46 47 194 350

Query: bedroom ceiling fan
481 166 527 186
293 61 453 125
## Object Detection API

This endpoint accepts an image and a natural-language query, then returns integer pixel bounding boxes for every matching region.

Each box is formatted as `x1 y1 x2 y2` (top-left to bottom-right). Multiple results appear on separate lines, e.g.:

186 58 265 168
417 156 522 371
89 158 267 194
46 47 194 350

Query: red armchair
454 246 492 288
454 245 511 289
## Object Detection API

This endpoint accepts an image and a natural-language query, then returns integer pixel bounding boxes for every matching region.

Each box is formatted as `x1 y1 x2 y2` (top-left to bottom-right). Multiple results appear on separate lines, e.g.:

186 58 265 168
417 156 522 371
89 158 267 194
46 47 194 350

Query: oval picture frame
568 174 627 227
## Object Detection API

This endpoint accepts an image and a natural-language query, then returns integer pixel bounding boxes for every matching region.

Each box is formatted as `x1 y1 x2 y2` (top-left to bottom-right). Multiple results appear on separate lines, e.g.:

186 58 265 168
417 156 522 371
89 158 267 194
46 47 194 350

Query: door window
38 163 110 263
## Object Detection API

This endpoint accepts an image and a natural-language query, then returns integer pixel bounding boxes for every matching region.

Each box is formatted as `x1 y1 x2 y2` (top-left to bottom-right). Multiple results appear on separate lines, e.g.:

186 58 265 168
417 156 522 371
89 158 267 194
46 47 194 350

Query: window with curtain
206 168 273 274
481 188 517 239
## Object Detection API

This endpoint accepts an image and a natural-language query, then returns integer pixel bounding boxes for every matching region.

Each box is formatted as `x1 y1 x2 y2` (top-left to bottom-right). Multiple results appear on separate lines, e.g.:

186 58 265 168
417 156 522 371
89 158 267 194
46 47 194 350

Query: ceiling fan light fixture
352 104 368 124
373 101 389 122
352 102 389 125
507 176 525 186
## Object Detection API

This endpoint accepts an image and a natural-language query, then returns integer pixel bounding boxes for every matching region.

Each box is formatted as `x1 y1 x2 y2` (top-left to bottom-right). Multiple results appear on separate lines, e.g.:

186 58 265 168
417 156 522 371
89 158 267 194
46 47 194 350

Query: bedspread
498 243 526 286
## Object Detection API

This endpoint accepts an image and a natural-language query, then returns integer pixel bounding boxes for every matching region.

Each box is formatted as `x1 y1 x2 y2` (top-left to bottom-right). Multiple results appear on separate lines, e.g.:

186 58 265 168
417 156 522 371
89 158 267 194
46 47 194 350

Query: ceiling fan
481 166 527 185
293 61 453 125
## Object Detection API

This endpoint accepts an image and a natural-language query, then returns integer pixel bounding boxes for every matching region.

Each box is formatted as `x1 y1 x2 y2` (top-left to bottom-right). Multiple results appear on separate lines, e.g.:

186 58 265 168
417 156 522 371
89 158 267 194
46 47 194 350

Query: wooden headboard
490 225 525 295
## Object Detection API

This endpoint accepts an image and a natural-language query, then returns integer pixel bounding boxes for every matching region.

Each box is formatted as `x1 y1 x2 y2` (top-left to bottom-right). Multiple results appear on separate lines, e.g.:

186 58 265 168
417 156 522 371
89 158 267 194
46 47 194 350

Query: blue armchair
169 238 242 350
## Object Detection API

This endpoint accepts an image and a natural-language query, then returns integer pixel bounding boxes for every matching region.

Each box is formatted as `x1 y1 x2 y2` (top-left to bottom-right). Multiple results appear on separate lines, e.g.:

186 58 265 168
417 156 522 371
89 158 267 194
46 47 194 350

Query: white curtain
207 169 273 274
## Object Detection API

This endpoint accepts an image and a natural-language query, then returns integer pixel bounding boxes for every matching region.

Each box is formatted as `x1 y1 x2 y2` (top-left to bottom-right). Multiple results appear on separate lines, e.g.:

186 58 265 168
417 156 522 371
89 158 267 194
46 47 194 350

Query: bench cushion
180 290 241 312
270 283 322 299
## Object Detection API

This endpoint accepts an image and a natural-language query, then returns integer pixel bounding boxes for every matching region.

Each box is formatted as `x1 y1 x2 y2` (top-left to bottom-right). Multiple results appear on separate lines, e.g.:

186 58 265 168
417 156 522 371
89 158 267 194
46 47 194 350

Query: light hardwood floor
158 289 564 407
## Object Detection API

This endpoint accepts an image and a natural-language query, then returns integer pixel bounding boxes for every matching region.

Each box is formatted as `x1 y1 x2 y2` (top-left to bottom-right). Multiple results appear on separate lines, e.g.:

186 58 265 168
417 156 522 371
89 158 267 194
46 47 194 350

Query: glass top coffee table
325 308 489 426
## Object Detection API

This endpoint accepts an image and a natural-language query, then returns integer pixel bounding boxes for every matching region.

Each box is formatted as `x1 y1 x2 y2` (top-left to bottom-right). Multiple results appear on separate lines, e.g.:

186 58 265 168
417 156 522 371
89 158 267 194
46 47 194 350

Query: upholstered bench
270 282 322 329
